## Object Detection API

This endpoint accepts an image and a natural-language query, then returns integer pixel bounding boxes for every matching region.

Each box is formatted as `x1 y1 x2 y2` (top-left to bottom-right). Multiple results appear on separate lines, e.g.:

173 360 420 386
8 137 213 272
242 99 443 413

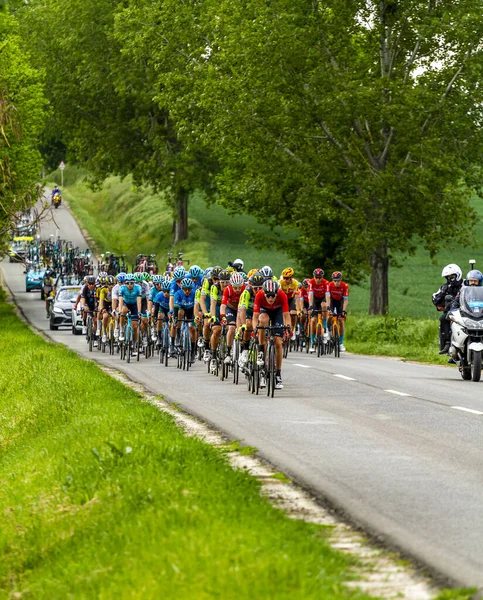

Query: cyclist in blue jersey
148 274 165 341
172 278 197 359
152 278 171 344
118 274 142 352
169 266 188 311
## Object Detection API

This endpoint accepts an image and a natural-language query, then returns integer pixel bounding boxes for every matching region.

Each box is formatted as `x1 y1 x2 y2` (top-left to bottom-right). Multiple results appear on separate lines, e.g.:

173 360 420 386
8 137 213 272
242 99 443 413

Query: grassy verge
0 289 376 599
345 315 451 365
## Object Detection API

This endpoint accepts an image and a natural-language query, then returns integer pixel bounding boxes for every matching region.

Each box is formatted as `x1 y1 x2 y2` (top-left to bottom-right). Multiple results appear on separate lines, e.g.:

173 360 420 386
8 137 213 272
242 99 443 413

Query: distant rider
51 185 62 203
431 264 462 354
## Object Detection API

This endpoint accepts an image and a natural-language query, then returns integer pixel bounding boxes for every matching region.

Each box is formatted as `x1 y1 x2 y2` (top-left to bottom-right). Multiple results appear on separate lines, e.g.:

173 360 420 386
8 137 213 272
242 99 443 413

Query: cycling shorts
174 306 194 321
225 306 237 324
288 297 297 312
330 299 344 317
124 302 139 321
259 305 284 337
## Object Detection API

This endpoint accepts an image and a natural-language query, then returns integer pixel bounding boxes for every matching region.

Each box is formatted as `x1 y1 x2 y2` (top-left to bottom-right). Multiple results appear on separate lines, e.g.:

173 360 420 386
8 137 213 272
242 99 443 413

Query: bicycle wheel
127 337 132 363
267 343 276 398
163 325 170 367
184 329 191 371
333 327 340 358
232 340 240 385
283 337 289 358
136 332 141 362
219 336 227 381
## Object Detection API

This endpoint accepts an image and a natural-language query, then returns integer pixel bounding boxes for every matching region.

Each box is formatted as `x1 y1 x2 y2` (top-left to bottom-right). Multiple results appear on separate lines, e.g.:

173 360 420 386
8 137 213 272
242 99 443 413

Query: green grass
0 289 378 599
49 169 294 277
345 314 452 365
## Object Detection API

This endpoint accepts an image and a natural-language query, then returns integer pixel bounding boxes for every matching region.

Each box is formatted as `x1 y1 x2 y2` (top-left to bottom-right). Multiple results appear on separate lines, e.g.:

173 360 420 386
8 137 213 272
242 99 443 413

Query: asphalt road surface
2 200 483 590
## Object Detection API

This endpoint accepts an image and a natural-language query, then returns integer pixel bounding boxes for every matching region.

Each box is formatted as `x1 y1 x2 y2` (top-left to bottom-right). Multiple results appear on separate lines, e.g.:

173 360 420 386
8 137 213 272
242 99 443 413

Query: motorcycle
52 193 62 208
448 285 483 381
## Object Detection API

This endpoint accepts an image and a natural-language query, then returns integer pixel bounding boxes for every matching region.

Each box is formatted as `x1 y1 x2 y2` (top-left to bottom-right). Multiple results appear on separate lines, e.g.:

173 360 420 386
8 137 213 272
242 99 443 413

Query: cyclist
112 272 127 339
208 269 231 373
431 264 463 354
43 269 56 318
279 267 300 339
189 265 205 347
118 274 142 353
98 275 114 344
148 275 165 341
168 266 187 354
308 268 330 353
153 278 172 343
327 271 349 352
173 277 197 362
237 272 264 367
253 279 291 390
79 275 97 334
200 266 222 363
220 272 246 364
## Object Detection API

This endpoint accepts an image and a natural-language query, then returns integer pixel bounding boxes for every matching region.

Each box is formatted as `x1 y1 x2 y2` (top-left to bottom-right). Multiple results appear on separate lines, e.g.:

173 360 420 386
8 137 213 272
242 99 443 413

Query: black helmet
219 269 231 281
249 273 264 287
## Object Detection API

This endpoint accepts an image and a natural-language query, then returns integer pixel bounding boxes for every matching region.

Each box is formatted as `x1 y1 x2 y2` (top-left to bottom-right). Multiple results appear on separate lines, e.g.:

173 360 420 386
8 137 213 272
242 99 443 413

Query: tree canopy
0 7 46 250
20 0 483 312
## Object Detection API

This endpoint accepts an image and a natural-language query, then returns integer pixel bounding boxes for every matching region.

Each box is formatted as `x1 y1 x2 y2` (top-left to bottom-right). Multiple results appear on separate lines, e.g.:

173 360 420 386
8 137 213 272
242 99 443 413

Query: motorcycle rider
431 264 463 354
51 185 62 203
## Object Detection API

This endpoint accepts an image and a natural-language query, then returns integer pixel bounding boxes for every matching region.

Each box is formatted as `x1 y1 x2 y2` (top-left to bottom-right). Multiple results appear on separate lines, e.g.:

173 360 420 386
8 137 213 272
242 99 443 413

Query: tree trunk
173 188 188 245
369 247 389 315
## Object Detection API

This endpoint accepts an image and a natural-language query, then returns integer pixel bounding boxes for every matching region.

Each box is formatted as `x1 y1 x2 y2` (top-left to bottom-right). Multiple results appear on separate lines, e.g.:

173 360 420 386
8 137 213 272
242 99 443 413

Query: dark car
49 285 81 331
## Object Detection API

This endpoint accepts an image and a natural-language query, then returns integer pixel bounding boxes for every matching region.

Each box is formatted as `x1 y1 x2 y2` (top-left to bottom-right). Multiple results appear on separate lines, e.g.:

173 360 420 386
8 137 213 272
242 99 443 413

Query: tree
153 0 483 313
22 0 217 244
0 7 46 251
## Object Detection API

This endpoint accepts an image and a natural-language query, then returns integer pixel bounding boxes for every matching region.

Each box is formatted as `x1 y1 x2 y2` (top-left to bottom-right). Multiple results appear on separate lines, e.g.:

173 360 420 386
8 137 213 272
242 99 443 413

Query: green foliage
0 290 375 599
0 9 46 251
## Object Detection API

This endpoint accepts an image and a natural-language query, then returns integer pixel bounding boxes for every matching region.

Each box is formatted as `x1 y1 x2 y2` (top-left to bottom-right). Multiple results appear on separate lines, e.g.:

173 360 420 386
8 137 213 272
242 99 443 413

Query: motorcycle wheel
471 350 482 382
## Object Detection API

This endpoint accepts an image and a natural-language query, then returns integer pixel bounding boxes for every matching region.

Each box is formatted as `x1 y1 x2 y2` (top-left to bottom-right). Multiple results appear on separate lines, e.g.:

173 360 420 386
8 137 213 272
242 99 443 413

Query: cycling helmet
240 271 248 281
302 278 310 288
204 267 213 279
106 275 115 285
99 275 107 286
125 273 135 282
181 277 194 290
249 273 264 287
313 268 325 278
226 266 236 273
247 268 259 279
219 269 231 281
233 258 244 272
260 265 273 278
86 275 96 284
263 279 279 294
152 274 164 284
441 264 462 282
162 279 171 291
230 272 244 286
466 269 483 286
282 267 294 279
99 271 108 278
45 269 53 277
211 266 222 279
173 266 187 280
142 272 151 282
189 265 204 278
133 272 143 283
332 271 342 282
116 272 127 283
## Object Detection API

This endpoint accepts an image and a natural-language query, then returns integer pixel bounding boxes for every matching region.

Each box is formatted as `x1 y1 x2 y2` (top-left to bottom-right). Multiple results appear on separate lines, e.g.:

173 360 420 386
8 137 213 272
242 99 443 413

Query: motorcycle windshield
460 286 483 318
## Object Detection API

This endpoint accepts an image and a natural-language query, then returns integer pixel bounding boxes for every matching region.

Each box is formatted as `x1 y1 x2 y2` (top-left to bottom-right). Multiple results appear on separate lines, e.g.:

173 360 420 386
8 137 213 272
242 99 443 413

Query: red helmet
313 268 325 278
332 271 342 282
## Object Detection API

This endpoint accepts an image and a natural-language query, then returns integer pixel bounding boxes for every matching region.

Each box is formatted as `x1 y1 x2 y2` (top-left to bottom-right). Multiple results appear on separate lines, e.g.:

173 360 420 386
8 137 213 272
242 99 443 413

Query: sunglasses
283 277 292 280
265 292 277 299
126 282 135 285
252 286 262 291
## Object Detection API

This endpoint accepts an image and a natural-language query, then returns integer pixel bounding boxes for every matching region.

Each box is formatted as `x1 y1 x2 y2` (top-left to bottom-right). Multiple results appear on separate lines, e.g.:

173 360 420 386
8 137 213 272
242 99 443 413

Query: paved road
3 200 483 590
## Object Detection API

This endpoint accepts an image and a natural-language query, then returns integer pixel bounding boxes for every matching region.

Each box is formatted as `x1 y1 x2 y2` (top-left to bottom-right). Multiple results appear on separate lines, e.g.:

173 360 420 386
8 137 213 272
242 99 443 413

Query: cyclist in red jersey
220 272 246 364
328 271 349 351
253 280 291 389
307 268 330 352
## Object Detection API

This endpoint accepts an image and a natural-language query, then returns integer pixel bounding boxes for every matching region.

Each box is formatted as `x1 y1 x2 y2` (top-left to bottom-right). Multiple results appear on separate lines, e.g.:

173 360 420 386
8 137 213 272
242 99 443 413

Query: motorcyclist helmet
233 258 244 272
466 269 483 286
441 264 462 283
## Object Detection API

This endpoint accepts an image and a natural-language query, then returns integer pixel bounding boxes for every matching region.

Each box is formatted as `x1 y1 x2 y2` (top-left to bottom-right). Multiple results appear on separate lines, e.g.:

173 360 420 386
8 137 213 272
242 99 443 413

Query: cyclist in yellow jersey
279 268 300 339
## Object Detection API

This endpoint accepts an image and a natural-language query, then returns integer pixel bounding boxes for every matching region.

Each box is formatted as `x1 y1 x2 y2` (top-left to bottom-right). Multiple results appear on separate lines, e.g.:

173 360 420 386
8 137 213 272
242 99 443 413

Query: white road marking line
333 374 356 381
384 389 412 397
451 406 483 415
294 363 310 368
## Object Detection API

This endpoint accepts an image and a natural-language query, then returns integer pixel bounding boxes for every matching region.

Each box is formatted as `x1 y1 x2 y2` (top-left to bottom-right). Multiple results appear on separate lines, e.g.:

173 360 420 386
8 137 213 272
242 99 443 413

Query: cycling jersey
139 280 150 299
173 288 196 309
308 277 329 299
80 284 97 306
119 284 142 304
239 288 256 312
169 280 181 297
279 278 300 300
154 291 170 310
221 284 246 310
253 289 289 313
328 281 349 301
112 283 120 301
210 283 223 306
298 287 309 303
43 276 55 290
98 287 112 303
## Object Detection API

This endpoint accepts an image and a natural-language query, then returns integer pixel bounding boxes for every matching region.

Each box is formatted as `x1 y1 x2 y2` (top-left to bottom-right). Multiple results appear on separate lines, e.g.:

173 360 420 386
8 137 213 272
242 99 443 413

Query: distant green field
50 168 482 318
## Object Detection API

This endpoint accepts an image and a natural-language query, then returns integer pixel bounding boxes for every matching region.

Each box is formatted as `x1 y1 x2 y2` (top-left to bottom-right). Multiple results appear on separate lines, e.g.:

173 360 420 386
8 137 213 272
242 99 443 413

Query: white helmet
230 272 244 286
233 258 244 270
441 264 462 281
